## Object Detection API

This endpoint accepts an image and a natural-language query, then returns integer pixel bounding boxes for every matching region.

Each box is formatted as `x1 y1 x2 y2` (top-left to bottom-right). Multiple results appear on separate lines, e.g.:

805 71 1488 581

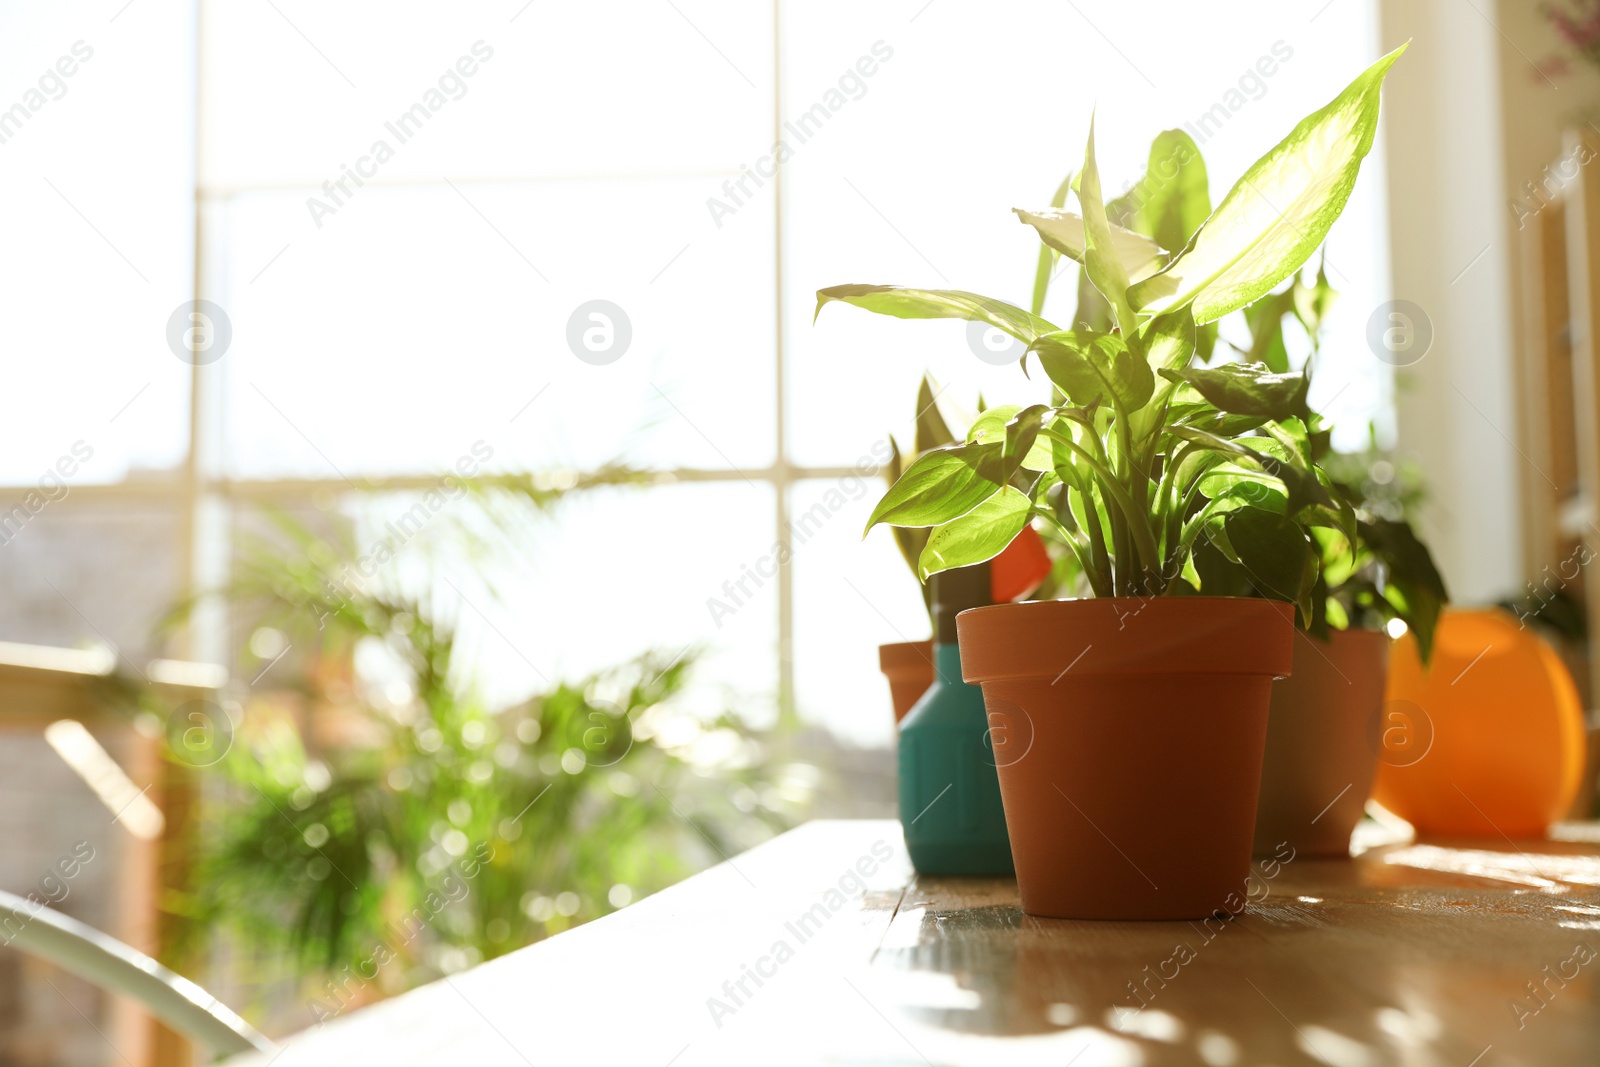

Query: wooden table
226 819 1600 1066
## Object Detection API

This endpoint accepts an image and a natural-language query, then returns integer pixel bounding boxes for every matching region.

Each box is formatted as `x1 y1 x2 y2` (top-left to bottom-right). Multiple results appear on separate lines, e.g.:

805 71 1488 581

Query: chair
1 889 272 1060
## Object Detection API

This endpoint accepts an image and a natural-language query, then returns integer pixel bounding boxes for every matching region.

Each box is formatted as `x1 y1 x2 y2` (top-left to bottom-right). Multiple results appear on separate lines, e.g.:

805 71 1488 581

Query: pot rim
878 639 932 671
1310 625 1393 647
956 596 1295 683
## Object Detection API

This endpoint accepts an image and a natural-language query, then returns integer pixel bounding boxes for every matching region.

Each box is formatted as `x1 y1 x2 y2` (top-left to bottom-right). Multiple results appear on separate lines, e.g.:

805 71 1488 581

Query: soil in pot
879 641 934 724
1253 628 1389 858
957 597 1293 920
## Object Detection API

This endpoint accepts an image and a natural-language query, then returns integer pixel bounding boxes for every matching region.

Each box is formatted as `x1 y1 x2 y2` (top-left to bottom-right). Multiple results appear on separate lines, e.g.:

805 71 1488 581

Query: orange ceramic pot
1372 608 1585 837
1253 628 1389 858
879 641 933 724
957 597 1294 920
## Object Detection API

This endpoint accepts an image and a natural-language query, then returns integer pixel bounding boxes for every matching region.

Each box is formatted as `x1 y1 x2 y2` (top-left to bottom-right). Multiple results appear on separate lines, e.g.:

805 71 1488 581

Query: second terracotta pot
1252 628 1389 858
957 597 1294 920
879 641 934 724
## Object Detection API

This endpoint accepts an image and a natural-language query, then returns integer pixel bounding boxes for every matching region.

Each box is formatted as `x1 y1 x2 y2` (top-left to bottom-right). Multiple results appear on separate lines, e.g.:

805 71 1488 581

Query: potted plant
818 46 1406 918
878 378 1053 723
1185 268 1451 857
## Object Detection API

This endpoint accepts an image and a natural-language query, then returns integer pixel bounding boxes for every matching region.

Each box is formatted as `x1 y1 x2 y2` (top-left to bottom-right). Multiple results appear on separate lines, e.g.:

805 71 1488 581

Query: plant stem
1037 510 1107 597
1041 427 1161 585
1055 458 1113 595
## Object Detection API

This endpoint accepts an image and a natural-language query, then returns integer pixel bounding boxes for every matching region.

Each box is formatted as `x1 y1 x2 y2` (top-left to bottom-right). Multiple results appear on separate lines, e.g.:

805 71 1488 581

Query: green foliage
1160 363 1309 422
1031 331 1154 411
918 486 1030 581
1122 130 1212 255
866 439 1009 532
822 50 1407 606
1029 172 1076 317
167 484 791 1019
1305 450 1451 661
1193 295 1449 657
813 285 1054 343
1130 45 1406 323
885 381 1046 617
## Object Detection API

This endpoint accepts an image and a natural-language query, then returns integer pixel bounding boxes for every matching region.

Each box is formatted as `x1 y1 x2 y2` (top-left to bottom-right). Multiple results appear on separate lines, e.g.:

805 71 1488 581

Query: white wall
1377 0 1525 603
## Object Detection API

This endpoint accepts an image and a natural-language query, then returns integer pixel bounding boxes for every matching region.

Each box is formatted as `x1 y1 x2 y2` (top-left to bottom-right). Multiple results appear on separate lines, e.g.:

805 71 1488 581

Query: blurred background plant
155 474 800 1027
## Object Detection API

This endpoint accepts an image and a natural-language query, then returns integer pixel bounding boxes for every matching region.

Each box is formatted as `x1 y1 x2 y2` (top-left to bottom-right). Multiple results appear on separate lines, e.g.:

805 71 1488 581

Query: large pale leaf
1028 331 1154 411
918 487 1031 579
1014 209 1166 283
815 285 1055 343
1129 44 1406 324
1160 362 1310 421
865 441 1005 532
1117 129 1211 253
1021 433 1057 473
1030 172 1075 316
1137 308 1199 372
1023 411 1082 472
1077 117 1138 332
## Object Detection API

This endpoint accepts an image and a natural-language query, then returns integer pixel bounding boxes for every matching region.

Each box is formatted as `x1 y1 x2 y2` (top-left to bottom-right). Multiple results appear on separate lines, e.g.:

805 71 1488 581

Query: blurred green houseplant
164 477 793 1022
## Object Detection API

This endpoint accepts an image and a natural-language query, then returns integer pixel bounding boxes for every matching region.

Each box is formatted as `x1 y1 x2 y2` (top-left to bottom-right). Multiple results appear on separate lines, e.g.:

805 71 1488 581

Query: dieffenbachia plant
1195 271 1451 660
817 46 1405 617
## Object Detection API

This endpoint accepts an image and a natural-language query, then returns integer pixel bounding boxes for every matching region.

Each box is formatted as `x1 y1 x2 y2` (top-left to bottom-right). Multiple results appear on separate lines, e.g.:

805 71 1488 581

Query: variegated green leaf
815 285 1055 343
1029 331 1155 412
1014 209 1166 283
1129 44 1406 324
918 487 1031 579
865 440 1006 532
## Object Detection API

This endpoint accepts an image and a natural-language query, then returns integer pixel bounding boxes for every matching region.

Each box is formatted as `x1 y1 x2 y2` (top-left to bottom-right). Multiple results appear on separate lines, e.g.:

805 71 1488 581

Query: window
2 0 1389 752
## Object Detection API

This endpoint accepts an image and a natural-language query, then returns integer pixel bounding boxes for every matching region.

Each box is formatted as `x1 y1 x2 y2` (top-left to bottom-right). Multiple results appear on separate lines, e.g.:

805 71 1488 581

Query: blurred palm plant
163 472 795 1021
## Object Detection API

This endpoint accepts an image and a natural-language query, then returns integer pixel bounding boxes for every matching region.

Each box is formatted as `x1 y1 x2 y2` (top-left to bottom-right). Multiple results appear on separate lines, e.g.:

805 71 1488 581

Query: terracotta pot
1253 628 1389 858
879 641 934 724
957 597 1293 920
1372 608 1586 837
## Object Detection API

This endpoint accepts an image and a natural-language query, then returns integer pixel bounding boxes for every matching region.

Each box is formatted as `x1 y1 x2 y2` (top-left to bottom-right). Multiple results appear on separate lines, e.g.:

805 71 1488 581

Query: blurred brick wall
0 492 184 1067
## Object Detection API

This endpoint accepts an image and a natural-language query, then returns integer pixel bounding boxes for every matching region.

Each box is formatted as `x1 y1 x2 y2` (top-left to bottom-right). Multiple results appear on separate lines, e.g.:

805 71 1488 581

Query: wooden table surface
227 819 1600 1067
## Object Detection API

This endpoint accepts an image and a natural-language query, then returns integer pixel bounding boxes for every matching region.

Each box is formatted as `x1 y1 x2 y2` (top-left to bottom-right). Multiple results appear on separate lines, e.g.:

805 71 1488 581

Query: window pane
0 4 193 485
201 0 773 187
790 476 924 750
214 180 775 477
335 482 779 716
